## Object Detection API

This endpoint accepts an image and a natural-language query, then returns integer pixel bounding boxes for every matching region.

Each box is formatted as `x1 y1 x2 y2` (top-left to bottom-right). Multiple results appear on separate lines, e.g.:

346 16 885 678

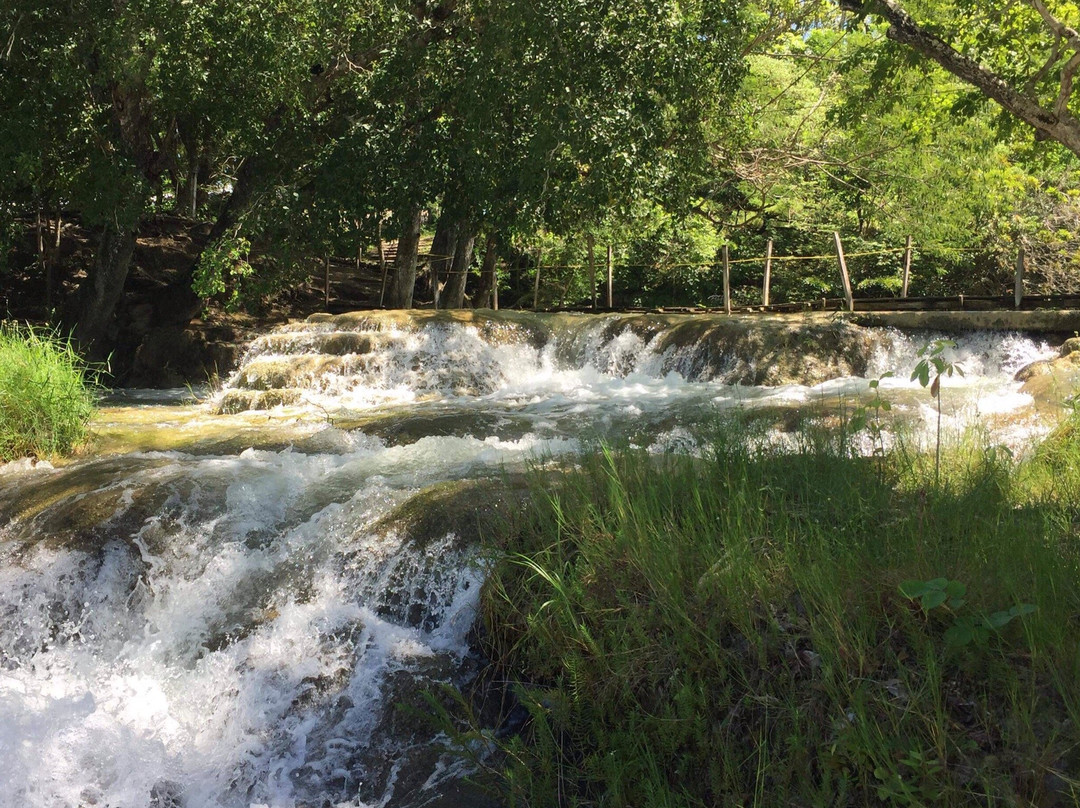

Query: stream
0 310 1065 808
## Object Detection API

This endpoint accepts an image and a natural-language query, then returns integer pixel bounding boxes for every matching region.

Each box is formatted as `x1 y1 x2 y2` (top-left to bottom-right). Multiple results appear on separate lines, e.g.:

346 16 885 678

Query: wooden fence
528 233 1033 314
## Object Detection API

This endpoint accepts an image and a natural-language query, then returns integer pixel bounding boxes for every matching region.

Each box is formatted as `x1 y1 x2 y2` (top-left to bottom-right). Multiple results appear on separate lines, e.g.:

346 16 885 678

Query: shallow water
0 311 1064 808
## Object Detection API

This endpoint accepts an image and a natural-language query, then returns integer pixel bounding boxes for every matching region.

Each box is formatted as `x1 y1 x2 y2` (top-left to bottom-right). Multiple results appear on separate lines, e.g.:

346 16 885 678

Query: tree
840 0 1080 158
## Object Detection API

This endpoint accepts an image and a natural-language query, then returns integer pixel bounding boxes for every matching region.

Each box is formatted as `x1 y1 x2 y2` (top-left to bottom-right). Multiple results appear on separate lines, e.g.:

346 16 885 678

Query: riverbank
473 423 1080 806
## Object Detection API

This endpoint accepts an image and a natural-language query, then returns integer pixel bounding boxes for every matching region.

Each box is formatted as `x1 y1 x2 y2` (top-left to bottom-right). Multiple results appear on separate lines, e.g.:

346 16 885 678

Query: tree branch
1057 50 1080 118
1024 35 1061 95
842 0 1080 157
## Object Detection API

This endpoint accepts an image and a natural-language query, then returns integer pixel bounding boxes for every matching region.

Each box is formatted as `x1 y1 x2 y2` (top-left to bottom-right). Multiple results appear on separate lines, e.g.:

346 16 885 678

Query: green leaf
921 590 948 610
944 622 973 646
926 578 949 589
911 363 930 387
899 580 930 598
985 610 1013 629
944 580 966 599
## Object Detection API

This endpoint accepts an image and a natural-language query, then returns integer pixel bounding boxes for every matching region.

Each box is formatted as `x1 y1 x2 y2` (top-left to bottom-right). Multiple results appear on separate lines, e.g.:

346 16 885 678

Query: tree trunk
475 233 498 308
47 211 61 316
377 218 389 307
387 206 423 308
429 211 458 309
606 243 614 308
443 229 475 309
182 151 199 219
73 224 138 358
324 254 331 309
195 154 211 211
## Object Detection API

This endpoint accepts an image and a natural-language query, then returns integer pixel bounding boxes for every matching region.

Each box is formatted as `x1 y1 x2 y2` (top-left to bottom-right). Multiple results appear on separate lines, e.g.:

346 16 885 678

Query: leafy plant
911 339 965 486
850 372 893 475
898 577 1036 647
898 577 967 612
194 235 255 311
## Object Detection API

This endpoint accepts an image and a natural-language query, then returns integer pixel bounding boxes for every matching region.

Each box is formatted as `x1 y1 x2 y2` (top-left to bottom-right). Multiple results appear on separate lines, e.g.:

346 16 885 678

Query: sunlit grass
0 322 98 461
470 419 1080 807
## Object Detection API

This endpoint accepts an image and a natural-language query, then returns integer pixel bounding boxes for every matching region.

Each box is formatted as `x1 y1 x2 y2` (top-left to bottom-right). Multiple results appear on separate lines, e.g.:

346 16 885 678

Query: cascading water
0 310 1065 808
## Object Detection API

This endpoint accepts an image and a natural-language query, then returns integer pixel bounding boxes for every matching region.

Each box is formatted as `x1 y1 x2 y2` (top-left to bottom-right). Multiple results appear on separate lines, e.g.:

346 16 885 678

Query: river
0 310 1064 808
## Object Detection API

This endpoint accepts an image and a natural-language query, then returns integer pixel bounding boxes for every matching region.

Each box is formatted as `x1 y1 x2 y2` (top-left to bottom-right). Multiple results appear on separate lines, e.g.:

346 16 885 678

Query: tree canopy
1 0 1079 364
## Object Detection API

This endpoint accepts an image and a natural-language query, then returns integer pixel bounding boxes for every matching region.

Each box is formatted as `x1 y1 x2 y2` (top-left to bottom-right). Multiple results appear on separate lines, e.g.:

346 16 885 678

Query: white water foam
0 431 577 808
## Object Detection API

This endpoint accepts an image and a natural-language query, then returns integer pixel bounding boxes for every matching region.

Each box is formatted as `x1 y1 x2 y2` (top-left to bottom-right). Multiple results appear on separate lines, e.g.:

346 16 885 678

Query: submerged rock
371 476 532 550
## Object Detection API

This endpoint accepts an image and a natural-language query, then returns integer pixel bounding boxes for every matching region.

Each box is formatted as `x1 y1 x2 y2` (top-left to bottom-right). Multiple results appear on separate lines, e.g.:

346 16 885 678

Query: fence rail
527 233 1033 314
326 234 1036 315
535 294 1080 316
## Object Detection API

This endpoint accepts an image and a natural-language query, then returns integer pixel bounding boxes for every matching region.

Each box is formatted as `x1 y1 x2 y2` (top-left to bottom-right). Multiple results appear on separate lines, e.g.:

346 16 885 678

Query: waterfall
0 310 1061 808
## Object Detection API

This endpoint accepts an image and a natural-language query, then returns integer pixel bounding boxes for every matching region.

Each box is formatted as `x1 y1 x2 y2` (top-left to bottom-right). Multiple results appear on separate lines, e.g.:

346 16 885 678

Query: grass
466 419 1080 807
0 322 98 461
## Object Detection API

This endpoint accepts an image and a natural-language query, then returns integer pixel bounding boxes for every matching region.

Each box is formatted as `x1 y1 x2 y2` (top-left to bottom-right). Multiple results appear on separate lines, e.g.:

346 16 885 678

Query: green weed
0 322 99 461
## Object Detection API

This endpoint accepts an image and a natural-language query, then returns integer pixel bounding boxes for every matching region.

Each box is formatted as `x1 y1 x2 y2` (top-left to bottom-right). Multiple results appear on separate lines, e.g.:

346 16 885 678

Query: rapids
0 310 1068 808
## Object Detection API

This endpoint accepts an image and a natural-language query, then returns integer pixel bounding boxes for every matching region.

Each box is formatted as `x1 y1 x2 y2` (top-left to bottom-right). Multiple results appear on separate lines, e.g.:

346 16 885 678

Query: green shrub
0 323 98 461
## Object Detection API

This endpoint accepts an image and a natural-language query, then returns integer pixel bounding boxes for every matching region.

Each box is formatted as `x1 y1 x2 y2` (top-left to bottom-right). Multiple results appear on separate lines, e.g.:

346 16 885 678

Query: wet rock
231 355 350 391
650 318 883 385
320 331 375 355
1015 359 1053 382
0 456 172 534
1019 351 1080 405
1060 336 1080 357
215 388 304 414
372 477 532 550
334 411 533 447
149 780 185 808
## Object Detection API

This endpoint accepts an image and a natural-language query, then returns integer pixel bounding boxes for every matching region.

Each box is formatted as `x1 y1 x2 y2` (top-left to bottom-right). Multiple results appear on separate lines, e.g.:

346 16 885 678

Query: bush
0 323 97 461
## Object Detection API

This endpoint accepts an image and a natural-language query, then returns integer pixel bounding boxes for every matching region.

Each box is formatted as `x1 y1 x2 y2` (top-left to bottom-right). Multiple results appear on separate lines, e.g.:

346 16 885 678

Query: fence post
533 248 543 310
606 244 614 308
722 245 732 314
1015 245 1025 309
762 239 773 307
901 235 912 298
587 233 597 309
833 231 854 312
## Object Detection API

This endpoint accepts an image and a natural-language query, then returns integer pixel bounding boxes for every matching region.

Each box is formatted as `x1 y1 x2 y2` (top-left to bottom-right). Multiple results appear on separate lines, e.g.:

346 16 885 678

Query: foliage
849 372 893 472
0 323 97 460
911 338 965 485
193 236 255 312
898 577 1037 647
2 0 1080 326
